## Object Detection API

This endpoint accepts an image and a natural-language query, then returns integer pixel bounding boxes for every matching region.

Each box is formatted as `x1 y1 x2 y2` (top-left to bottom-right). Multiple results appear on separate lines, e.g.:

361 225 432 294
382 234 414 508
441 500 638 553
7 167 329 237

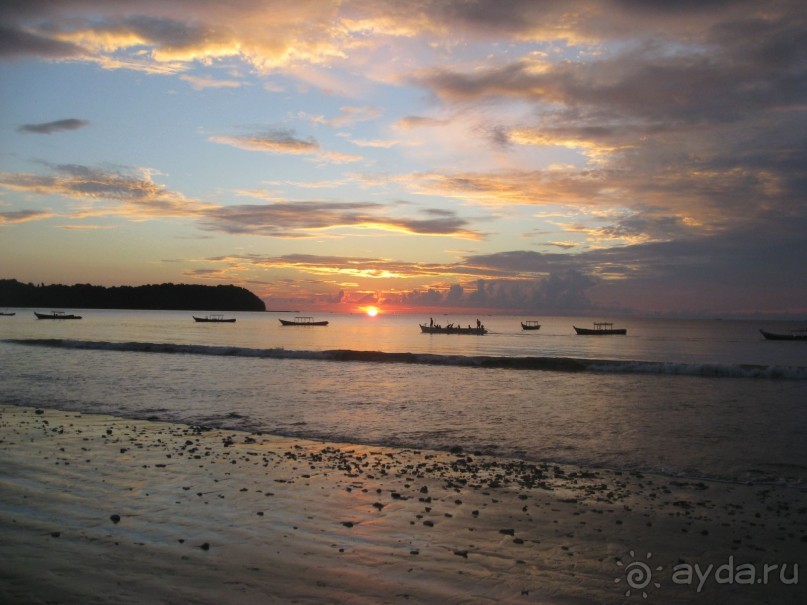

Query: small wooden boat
279 316 329 326
193 314 236 323
34 311 82 320
573 322 626 335
0 312 15 316
420 323 487 335
759 329 807 341
521 320 541 331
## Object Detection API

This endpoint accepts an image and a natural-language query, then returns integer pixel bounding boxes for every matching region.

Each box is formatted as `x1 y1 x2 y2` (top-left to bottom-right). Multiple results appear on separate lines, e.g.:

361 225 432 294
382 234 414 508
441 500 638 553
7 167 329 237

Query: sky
1 0 805 317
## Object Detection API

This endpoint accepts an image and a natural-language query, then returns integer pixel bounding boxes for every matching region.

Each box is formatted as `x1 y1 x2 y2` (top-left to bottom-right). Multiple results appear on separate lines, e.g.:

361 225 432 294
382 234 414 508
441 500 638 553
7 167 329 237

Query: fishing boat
420 323 487 335
0 311 15 316
193 314 236 323
34 311 82 320
521 320 541 331
279 316 329 326
759 328 807 341
573 322 626 335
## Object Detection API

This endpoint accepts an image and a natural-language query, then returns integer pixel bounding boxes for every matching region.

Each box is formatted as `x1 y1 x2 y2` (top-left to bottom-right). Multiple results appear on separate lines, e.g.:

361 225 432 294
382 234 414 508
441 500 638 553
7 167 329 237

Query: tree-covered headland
0 279 266 312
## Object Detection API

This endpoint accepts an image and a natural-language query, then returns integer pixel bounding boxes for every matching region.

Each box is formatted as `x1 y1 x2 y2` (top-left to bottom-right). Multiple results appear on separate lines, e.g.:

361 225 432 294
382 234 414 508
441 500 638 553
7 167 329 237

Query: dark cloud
597 212 700 242
199 202 483 239
460 214 807 314
610 0 741 10
18 119 90 134
418 24 805 127
465 273 596 310
0 24 84 58
480 123 511 149
410 1 807 249
464 250 574 276
113 14 215 50
200 202 379 237
379 270 597 312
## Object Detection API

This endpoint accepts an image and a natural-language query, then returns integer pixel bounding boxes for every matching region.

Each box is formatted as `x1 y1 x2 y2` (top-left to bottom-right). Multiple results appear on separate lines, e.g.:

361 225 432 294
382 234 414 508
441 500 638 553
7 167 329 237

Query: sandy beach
0 404 803 604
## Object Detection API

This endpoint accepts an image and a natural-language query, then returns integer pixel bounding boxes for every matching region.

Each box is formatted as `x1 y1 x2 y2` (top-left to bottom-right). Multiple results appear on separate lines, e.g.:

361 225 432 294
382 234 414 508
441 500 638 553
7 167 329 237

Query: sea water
1 309 805 484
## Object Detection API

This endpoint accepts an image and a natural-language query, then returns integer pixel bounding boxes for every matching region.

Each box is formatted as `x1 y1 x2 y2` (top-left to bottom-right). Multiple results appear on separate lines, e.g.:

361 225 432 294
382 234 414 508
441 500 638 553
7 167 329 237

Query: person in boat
430 317 434 327
476 319 481 329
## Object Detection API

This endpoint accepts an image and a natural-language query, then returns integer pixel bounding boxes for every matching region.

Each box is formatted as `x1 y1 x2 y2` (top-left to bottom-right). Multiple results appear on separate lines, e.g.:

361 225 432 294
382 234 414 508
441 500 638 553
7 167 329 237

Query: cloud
0 24 84 58
0 209 53 224
199 201 483 239
207 253 450 280
210 129 363 164
198 209 807 314
18 119 90 134
0 0 347 72
210 129 319 155
455 214 807 314
409 169 612 208
398 1 806 243
197 250 600 312
0 163 483 239
347 138 397 149
180 74 242 90
395 116 450 130
0 164 214 218
306 106 382 128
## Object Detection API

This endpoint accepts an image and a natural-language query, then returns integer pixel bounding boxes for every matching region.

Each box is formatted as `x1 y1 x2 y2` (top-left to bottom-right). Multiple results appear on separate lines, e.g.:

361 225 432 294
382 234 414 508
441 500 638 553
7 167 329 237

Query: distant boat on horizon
759 328 807 341
573 322 626 335
0 311 15 316
521 320 541 331
34 311 82 320
279 316 329 326
193 314 236 323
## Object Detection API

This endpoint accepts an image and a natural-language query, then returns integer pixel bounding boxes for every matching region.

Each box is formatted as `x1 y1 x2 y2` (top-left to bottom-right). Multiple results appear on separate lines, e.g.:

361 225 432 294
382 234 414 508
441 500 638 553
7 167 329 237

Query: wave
6 337 806 380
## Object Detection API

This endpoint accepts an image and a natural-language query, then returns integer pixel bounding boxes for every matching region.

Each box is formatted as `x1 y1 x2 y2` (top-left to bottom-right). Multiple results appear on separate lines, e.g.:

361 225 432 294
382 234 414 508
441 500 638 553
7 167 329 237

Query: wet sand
1 405 804 604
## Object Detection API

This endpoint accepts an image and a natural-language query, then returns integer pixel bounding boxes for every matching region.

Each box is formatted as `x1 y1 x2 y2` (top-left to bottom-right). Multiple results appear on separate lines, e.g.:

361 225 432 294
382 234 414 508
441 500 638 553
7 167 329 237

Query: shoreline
1 405 804 604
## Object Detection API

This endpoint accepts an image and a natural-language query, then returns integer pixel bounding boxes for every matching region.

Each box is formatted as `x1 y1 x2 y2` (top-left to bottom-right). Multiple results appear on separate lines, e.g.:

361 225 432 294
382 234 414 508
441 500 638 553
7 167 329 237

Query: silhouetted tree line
0 279 266 311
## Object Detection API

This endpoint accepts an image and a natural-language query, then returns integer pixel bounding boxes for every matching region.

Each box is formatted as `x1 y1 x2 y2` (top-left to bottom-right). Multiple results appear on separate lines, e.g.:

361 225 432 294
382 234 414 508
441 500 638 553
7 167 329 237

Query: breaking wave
6 338 806 380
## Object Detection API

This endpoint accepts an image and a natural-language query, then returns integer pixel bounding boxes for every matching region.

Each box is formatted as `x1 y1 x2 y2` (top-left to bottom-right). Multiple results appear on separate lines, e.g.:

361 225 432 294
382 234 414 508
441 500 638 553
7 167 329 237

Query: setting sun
365 306 379 317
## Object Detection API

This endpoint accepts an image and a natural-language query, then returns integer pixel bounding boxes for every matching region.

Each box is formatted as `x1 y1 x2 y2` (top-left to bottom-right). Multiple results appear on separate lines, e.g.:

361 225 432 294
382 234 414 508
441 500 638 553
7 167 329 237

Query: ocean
1 309 805 485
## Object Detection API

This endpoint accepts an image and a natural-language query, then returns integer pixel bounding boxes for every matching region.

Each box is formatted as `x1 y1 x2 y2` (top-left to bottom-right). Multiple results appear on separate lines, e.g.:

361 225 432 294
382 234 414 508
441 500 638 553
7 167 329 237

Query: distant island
0 279 266 312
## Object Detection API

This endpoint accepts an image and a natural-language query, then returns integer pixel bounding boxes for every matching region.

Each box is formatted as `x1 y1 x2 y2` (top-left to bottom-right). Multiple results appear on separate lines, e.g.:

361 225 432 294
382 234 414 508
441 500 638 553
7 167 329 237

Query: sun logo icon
615 551 663 598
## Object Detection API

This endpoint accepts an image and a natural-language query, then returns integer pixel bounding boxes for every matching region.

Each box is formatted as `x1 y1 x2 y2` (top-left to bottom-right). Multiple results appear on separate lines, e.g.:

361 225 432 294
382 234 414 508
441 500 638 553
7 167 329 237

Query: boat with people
279 316 329 326
193 314 236 323
573 322 626 335
521 320 541 331
759 328 807 341
34 311 82 320
420 318 487 335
